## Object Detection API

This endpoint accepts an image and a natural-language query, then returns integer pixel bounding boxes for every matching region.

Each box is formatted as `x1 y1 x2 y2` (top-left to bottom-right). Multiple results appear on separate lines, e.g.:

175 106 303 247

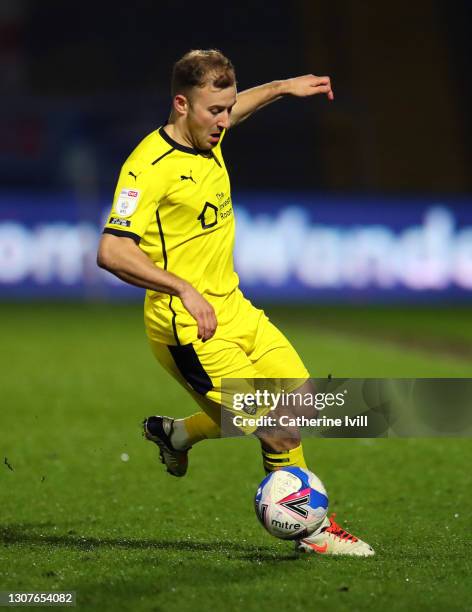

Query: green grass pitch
1 302 471 611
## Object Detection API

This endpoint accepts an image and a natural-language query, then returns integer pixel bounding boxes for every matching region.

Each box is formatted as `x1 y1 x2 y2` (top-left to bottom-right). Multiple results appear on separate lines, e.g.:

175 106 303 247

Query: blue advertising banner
1 191 471 301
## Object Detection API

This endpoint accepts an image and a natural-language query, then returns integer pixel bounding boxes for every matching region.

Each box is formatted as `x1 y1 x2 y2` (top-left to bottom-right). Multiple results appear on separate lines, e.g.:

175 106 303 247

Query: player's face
185 84 237 150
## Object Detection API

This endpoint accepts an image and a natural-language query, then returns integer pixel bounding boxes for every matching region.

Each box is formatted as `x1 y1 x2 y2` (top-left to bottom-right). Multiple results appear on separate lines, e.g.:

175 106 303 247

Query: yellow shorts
145 289 309 433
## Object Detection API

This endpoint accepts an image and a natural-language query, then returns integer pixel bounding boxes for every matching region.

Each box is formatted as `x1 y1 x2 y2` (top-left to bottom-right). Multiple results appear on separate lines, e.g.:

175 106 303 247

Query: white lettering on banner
235 209 300 285
296 228 343 288
0 223 31 282
234 206 472 290
0 222 109 286
33 224 99 285
0 206 471 290
342 227 396 289
394 208 453 289
453 229 472 289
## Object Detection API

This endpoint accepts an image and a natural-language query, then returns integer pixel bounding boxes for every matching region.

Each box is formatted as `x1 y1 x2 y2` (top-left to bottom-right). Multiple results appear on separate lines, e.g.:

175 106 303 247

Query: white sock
170 419 190 450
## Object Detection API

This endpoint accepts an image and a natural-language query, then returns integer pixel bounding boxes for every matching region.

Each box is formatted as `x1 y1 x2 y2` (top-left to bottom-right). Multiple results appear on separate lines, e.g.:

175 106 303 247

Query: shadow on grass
0 523 297 563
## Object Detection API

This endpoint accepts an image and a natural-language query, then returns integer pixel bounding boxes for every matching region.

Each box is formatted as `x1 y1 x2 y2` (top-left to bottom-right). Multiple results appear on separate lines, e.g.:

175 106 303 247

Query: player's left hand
284 74 334 101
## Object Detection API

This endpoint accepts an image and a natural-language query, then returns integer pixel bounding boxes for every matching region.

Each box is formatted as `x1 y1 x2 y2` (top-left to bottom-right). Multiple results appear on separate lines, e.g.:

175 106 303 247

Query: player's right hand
179 284 217 341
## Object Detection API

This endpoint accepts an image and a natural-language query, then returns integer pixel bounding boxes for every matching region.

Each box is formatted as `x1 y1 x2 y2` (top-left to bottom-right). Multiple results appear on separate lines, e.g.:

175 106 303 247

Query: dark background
2 0 471 197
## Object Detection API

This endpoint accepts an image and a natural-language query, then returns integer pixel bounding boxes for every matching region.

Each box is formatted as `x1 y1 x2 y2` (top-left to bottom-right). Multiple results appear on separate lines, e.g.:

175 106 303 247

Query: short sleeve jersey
103 126 238 344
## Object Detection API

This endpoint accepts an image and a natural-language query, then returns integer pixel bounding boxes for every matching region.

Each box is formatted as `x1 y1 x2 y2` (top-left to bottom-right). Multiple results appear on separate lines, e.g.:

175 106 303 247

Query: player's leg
143 334 261 475
247 312 375 556
237 308 312 472
149 337 222 445
143 339 224 476
256 381 314 473
142 289 283 460
144 323 310 471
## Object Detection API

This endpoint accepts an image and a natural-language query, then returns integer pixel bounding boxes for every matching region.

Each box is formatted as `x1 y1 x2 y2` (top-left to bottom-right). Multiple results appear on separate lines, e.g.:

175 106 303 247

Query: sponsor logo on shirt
109 217 131 227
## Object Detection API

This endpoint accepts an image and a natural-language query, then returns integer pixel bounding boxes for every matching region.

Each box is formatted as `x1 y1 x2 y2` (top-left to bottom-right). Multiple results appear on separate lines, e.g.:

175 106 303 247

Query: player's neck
163 119 194 150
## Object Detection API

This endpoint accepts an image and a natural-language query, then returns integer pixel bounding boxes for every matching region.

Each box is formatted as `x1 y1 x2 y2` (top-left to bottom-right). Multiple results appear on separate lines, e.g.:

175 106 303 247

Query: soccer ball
254 467 328 540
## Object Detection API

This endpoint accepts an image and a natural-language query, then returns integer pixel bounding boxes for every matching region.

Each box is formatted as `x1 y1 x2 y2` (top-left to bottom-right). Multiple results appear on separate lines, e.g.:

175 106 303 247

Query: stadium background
1 2 471 611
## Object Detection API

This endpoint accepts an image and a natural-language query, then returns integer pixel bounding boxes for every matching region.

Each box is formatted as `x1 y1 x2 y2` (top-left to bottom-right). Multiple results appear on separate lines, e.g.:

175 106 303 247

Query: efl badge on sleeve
114 189 140 217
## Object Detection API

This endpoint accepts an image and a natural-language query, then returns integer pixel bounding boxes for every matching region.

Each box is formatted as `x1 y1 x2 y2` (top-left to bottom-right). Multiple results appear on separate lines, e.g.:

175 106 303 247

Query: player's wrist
175 279 192 299
276 79 293 96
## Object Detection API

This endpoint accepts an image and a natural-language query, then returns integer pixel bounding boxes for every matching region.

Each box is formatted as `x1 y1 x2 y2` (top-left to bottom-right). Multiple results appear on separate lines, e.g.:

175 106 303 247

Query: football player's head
171 49 237 151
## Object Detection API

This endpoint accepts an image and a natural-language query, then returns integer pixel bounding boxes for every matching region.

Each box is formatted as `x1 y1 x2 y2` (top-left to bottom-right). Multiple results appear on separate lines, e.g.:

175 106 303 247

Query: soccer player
97 49 374 556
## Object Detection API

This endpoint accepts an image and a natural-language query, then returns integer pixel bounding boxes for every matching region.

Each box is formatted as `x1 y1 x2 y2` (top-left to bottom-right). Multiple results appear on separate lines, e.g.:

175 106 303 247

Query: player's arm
229 75 334 127
97 233 217 341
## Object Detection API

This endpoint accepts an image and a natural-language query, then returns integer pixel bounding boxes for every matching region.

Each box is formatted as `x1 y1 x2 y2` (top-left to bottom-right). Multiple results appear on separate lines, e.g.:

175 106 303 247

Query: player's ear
173 94 189 117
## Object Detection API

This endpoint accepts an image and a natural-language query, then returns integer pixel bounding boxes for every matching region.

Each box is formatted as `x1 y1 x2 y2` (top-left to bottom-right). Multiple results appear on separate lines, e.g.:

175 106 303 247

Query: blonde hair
171 49 235 97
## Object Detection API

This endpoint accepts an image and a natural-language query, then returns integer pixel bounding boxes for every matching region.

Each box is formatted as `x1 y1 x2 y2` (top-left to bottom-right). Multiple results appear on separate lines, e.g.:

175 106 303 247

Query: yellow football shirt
103 126 238 345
